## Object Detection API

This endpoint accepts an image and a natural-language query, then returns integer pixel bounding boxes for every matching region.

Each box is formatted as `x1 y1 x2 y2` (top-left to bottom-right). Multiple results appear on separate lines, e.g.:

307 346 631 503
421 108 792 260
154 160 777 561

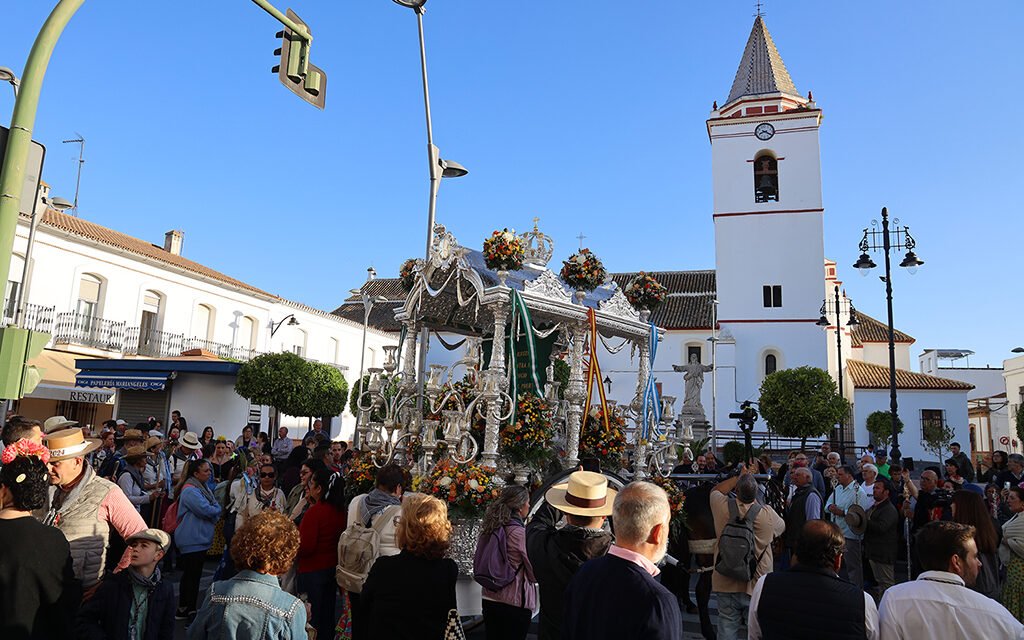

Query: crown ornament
519 217 554 268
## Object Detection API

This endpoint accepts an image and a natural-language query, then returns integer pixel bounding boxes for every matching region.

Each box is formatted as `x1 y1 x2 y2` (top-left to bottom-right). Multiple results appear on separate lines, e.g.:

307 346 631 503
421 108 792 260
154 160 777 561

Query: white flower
439 476 453 487
469 479 479 489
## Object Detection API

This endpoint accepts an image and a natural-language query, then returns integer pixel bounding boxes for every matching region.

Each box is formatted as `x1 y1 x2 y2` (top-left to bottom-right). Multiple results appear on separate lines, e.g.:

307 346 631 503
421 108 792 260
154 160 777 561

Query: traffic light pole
250 0 313 46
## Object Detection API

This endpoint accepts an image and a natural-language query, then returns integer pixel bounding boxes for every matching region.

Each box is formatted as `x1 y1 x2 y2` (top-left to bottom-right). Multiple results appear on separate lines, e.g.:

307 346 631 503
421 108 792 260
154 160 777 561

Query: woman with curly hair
362 493 458 639
188 510 307 639
0 439 79 638
475 484 537 640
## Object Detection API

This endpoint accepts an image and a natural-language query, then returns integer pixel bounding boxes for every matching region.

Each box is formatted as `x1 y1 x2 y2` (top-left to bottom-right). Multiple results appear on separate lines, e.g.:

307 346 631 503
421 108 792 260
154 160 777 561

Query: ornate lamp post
852 207 923 464
816 284 860 459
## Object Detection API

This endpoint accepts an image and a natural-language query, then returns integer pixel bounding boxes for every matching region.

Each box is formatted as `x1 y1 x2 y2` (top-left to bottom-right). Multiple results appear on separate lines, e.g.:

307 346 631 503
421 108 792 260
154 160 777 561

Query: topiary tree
922 420 955 466
235 352 348 419
758 366 850 450
722 440 746 466
866 410 904 449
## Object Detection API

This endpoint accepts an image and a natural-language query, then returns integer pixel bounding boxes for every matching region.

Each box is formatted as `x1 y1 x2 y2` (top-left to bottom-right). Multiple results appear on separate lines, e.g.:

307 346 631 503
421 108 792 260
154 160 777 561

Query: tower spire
724 16 801 107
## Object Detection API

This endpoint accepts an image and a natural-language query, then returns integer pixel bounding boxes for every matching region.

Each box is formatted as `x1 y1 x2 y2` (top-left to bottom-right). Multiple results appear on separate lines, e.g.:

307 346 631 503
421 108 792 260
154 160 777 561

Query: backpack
162 498 182 533
336 500 401 594
715 497 765 582
473 523 521 592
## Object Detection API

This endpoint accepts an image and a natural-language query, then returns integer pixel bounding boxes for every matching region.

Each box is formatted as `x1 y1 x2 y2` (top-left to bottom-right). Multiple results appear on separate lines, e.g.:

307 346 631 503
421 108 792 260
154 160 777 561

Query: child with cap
76 528 176 639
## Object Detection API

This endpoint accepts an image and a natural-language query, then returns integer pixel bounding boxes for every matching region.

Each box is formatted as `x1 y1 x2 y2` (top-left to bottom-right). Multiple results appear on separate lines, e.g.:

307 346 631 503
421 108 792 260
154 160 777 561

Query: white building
4 186 396 441
1004 354 1024 453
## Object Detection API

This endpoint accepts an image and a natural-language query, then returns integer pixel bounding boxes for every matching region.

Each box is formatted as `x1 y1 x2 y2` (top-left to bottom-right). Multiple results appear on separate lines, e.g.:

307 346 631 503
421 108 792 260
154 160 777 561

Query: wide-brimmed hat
179 432 202 451
144 436 163 451
115 419 128 427
845 503 868 536
123 445 153 463
127 528 171 552
122 429 145 442
45 428 102 461
43 416 78 434
545 471 617 517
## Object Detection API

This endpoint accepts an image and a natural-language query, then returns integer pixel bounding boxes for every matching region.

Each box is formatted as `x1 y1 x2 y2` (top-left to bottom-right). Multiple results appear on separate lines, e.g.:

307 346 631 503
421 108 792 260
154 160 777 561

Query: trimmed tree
922 420 955 466
866 410 904 449
758 366 850 450
235 352 348 419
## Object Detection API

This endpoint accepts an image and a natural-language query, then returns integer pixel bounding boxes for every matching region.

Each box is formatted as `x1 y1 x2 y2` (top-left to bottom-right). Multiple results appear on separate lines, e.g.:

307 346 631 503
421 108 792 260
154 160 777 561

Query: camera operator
902 468 953 577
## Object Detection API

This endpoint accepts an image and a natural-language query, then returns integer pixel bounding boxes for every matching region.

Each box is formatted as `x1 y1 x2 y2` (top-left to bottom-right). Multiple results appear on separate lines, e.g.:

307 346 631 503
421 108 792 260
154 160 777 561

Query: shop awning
23 349 116 403
76 370 174 391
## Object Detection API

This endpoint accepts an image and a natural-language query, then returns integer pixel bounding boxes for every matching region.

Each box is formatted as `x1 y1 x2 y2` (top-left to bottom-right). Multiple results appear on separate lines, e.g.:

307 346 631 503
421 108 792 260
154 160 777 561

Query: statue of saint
673 354 713 413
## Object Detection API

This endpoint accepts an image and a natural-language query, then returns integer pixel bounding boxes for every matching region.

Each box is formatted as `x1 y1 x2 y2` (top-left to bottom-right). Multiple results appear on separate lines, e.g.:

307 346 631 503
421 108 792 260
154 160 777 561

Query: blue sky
3 1 1022 368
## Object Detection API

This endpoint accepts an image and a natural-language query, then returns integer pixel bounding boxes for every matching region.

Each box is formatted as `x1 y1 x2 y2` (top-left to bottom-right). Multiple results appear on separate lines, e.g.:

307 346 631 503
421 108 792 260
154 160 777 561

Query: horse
679 481 717 640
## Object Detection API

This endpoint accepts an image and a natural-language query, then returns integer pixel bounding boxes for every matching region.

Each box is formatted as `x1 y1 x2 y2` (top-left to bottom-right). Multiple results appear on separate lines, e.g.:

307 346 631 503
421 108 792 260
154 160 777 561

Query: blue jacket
188 570 307 640
175 485 222 554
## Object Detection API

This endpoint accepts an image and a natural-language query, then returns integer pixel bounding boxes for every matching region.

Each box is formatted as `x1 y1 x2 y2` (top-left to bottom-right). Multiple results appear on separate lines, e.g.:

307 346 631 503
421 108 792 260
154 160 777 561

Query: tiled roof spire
725 16 800 106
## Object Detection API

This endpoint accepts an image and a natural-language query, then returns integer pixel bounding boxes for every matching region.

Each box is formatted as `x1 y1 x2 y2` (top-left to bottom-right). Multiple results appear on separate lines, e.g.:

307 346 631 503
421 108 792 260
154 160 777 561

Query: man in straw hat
43 415 78 434
527 470 615 640
563 480 681 640
99 427 147 480
42 427 147 593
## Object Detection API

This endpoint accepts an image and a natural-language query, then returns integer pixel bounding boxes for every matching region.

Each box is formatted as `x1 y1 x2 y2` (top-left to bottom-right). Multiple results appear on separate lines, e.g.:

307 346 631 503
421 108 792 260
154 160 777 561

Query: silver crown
519 217 554 268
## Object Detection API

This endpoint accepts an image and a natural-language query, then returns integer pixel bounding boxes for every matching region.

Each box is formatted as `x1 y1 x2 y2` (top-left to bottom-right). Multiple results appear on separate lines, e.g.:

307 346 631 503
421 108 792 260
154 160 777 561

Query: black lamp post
817 284 860 459
853 207 923 464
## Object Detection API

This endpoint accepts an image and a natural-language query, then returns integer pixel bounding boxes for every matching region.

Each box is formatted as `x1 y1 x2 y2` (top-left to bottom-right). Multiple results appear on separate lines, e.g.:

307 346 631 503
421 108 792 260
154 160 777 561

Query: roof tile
850 312 915 347
847 359 974 391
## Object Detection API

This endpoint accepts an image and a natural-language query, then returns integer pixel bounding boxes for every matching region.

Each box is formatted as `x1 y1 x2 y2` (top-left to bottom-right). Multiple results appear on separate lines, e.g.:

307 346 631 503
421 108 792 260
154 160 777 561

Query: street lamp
351 266 388 449
853 207 923 464
603 375 612 395
816 283 860 458
270 314 299 338
1012 347 1024 354
391 0 469 406
0 66 19 98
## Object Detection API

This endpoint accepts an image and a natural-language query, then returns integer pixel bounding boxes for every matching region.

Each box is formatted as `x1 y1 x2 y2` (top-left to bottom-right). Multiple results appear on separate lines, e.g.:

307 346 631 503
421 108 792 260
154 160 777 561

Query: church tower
710 17 827 422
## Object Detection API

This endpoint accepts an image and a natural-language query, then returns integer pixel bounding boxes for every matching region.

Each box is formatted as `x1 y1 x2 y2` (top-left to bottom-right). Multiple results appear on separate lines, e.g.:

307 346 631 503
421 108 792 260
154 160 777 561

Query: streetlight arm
270 313 296 337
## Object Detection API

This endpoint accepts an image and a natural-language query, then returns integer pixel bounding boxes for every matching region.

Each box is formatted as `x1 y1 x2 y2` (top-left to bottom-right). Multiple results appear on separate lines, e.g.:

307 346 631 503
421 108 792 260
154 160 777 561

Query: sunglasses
260 472 276 478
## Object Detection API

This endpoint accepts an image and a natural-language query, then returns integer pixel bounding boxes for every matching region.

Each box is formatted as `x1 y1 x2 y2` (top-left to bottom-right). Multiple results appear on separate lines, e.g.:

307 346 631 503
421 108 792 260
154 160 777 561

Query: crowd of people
5 406 1024 640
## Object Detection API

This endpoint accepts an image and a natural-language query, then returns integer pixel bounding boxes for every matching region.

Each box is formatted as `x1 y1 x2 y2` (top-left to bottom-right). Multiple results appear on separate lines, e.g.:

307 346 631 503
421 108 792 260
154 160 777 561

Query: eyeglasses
260 472 276 478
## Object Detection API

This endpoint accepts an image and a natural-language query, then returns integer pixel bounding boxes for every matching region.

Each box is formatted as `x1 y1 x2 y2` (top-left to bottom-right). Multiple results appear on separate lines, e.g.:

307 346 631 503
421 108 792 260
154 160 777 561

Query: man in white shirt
879 521 1024 639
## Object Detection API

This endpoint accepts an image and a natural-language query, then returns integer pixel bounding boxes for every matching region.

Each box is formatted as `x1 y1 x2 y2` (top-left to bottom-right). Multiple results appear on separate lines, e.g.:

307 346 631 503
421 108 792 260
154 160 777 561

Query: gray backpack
715 497 764 582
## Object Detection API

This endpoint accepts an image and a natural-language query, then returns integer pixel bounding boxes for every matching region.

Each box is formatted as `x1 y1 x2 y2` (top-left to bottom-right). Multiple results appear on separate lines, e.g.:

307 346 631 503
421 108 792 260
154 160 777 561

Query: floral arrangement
500 393 555 468
625 272 668 311
482 229 525 272
420 458 500 519
652 475 688 540
579 407 628 470
560 248 607 292
343 451 378 501
399 258 419 291
1 439 50 465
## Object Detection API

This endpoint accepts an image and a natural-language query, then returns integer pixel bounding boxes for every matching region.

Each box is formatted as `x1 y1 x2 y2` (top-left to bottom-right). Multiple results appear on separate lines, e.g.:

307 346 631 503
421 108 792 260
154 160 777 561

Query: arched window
765 353 778 376
239 315 257 349
292 328 307 357
754 154 779 203
329 337 340 364
77 274 104 317
195 304 215 340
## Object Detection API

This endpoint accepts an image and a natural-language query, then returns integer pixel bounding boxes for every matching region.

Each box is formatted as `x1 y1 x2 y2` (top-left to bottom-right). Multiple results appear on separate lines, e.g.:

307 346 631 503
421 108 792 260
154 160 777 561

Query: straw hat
123 445 153 463
45 428 102 462
122 429 145 442
845 503 868 537
43 416 78 434
179 432 202 451
545 471 617 517
144 436 163 451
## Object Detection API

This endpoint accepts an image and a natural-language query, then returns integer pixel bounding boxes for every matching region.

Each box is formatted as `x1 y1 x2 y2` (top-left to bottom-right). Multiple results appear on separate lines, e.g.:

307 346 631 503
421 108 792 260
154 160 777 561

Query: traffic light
0 327 50 399
271 9 327 110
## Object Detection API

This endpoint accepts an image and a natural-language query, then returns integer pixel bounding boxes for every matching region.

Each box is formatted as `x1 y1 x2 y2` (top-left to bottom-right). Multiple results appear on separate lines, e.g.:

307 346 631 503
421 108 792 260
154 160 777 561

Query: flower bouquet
500 393 555 469
625 272 668 311
560 248 607 292
420 458 500 519
399 258 419 291
579 406 628 470
652 474 688 540
482 228 525 272
343 451 378 501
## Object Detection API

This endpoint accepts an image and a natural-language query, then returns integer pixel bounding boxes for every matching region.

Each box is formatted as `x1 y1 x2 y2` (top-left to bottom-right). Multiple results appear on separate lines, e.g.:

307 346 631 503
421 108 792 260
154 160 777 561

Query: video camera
728 401 759 429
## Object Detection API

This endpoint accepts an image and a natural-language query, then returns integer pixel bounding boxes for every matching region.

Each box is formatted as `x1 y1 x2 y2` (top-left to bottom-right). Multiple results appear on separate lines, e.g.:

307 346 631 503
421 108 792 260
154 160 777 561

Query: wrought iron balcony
124 327 186 358
182 337 237 359
1 301 56 333
54 311 128 351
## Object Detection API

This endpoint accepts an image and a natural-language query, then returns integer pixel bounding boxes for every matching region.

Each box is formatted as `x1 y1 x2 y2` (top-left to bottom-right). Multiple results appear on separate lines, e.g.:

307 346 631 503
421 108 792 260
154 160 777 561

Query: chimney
164 229 184 255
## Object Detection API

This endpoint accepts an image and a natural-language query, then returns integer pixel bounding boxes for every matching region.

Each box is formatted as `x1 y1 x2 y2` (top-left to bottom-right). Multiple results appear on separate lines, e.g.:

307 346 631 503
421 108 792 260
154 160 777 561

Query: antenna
62 133 85 216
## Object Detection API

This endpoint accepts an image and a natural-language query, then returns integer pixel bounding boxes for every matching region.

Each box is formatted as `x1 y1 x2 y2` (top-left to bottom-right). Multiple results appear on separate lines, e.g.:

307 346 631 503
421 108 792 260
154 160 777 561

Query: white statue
673 353 713 413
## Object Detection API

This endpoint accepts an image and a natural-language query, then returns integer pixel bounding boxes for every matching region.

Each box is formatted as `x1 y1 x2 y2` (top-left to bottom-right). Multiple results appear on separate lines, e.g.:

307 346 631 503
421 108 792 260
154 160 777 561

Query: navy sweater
564 553 681 640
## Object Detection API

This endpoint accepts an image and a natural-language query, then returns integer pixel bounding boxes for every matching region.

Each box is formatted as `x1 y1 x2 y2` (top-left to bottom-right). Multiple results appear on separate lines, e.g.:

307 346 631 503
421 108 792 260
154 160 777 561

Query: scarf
363 488 401 526
255 486 279 510
128 567 160 640
183 475 217 506
128 566 162 590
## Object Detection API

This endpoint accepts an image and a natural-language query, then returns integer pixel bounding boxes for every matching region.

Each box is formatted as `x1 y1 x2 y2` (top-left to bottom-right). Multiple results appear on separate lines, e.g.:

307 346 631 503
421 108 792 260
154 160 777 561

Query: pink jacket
482 520 537 610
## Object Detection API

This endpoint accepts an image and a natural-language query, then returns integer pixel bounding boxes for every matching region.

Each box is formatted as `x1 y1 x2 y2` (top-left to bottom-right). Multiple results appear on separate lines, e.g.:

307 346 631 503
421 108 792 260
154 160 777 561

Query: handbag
443 609 466 640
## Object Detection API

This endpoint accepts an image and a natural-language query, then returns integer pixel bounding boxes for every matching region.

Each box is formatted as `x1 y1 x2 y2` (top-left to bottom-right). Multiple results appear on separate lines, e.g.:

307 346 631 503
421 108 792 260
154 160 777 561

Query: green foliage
758 366 850 447
1016 405 1024 444
722 441 746 466
552 358 570 400
921 419 955 464
235 352 348 418
866 410 904 447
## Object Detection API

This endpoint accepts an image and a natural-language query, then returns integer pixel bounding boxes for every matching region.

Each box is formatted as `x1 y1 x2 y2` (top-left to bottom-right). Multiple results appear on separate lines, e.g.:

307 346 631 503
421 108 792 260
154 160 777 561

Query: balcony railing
1 301 56 333
54 311 128 351
183 337 236 360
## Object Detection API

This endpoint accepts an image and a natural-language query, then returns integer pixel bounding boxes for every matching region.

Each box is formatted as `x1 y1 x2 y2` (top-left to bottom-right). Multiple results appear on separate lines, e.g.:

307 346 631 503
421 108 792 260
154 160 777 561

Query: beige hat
545 471 617 517
144 436 163 451
122 429 145 442
123 445 153 463
127 528 171 552
179 432 202 451
45 428 102 461
43 415 78 434
845 503 868 536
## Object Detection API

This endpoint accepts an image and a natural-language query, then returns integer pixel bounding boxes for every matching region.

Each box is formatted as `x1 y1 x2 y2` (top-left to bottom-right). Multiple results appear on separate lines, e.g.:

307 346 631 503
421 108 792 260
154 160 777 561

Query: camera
728 401 759 428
